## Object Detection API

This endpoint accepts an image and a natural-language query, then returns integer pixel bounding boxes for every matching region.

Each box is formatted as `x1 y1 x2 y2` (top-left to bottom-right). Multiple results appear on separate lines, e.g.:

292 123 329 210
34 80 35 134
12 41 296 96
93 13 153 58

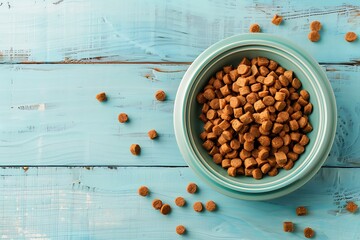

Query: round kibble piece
118 113 128 123
206 200 217 212
152 199 163 210
283 222 294 232
187 182 198 194
296 206 308 216
130 144 141 155
308 31 320 42
310 20 322 31
304 227 315 238
160 204 171 215
250 23 261 33
346 201 358 213
176 225 186 235
148 129 158 139
345 32 357 42
175 197 186 207
138 186 149 197
193 202 203 212
155 90 166 101
96 92 107 102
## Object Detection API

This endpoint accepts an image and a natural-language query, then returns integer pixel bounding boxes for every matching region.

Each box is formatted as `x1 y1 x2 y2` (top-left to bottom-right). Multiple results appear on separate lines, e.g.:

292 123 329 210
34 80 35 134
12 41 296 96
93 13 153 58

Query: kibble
160 204 171 215
193 202 203 212
130 144 141 155
283 222 294 232
138 186 149 197
345 32 357 42
250 23 261 33
176 225 186 235
304 227 315 238
187 182 198 194
346 201 358 213
96 92 107 102
296 206 308 216
205 200 217 212
310 21 322 31
148 129 158 139
197 56 313 179
308 31 320 42
272 14 283 25
152 199 163 210
118 113 129 123
175 197 186 207
155 90 166 101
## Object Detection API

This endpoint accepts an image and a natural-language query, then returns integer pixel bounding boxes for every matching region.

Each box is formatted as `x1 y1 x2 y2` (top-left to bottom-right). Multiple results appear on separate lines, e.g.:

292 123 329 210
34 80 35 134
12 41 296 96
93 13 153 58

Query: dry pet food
138 186 149 197
193 202 203 212
197 56 313 179
130 144 141 155
148 129 158 139
160 204 171 215
308 31 320 42
96 92 107 102
345 32 357 42
272 14 283 25
118 113 129 123
152 199 163 210
304 227 315 238
346 201 358 213
283 222 294 232
175 197 186 207
205 200 217 212
250 23 261 33
187 182 198 194
155 90 166 101
176 225 186 235
310 21 322 31
296 206 308 216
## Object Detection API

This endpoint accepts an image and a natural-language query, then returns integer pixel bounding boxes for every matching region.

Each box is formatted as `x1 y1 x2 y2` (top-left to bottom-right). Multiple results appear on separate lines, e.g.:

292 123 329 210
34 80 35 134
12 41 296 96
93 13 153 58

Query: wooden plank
0 64 359 167
0 166 358 239
0 0 359 63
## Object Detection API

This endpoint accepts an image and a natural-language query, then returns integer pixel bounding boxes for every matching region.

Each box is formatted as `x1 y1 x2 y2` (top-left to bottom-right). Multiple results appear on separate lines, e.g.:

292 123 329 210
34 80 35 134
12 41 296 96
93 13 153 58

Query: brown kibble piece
138 186 149 197
274 151 287 167
261 163 271 174
283 222 294 232
252 168 263 179
187 182 198 194
308 31 320 42
155 90 166 101
250 23 261 33
346 201 358 213
175 197 186 207
296 206 308 216
299 135 310 146
96 92 107 102
238 64 251 75
152 199 163 210
130 144 141 155
304 227 315 238
345 32 357 42
228 166 237 177
268 167 278 176
176 225 186 235
160 204 171 215
118 113 129 123
293 144 305 154
272 14 283 25
193 202 203 212
206 200 217 212
148 129 158 139
310 21 322 31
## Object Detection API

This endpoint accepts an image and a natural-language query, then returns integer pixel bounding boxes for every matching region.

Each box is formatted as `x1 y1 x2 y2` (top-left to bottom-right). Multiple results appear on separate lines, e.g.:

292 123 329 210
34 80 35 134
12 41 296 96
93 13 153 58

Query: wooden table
0 0 359 239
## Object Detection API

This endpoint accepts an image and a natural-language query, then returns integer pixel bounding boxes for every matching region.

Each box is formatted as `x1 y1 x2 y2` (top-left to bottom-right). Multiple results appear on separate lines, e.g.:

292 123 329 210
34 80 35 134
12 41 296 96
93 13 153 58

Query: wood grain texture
0 167 358 239
0 0 358 63
0 64 359 167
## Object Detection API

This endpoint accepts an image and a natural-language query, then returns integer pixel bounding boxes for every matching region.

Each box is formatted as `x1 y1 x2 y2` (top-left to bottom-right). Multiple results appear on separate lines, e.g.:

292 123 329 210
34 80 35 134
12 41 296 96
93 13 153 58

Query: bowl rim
174 33 337 200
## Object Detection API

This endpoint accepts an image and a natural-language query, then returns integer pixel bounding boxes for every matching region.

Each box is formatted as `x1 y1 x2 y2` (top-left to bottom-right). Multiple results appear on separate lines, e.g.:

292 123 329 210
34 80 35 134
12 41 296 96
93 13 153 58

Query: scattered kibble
96 92 107 102
22 166 29 172
138 186 149 197
193 202 203 212
205 200 217 212
308 31 320 42
249 23 261 33
283 221 294 232
130 144 141 155
345 32 357 42
155 90 166 101
271 14 283 25
118 113 129 123
175 197 186 207
296 206 308 216
304 227 315 238
187 182 198 194
176 225 186 235
310 21 322 31
346 201 358 213
197 56 313 179
160 204 171 215
152 199 163 210
148 129 158 140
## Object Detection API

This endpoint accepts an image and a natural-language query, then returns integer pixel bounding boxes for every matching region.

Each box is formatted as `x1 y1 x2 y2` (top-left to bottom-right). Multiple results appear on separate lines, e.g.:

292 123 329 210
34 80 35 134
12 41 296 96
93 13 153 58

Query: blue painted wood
0 167 358 239
0 0 358 63
0 64 358 167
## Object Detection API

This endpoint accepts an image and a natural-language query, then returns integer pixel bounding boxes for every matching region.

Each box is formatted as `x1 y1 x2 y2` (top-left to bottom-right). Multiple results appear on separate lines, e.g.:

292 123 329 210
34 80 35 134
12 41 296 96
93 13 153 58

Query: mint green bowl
174 34 336 200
